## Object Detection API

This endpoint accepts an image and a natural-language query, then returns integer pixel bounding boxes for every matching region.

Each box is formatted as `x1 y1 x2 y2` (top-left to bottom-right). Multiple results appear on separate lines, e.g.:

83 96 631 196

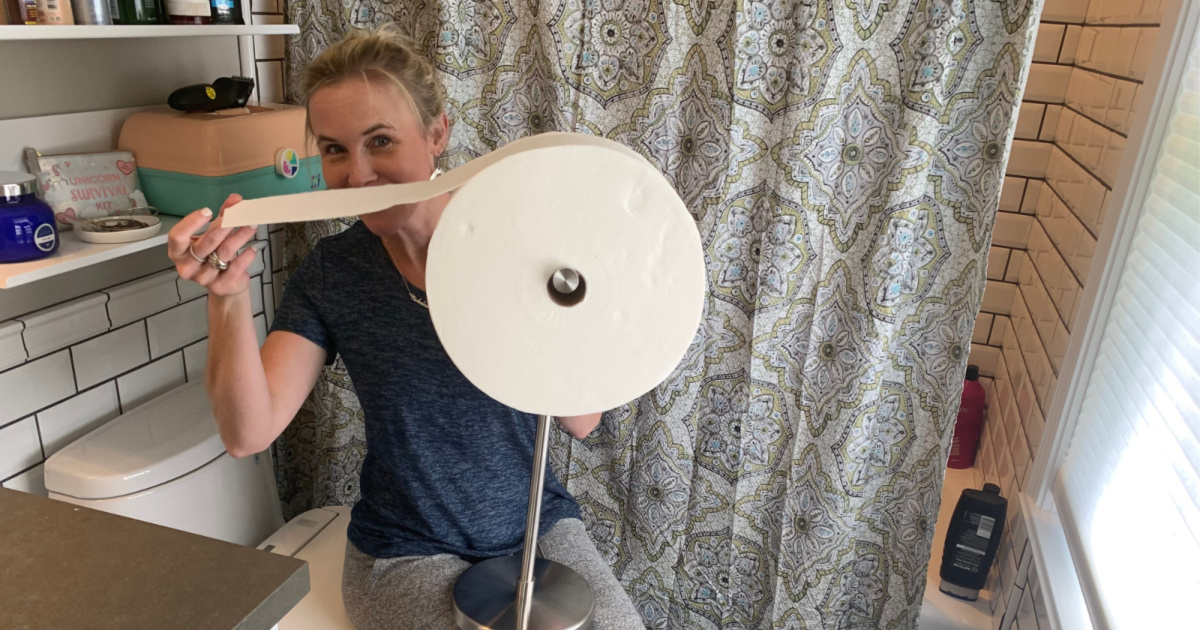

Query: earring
430 168 443 180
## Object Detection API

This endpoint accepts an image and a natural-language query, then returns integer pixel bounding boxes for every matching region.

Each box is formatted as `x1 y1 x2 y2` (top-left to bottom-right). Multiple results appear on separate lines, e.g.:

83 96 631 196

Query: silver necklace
382 241 429 309
399 273 429 309
389 167 441 310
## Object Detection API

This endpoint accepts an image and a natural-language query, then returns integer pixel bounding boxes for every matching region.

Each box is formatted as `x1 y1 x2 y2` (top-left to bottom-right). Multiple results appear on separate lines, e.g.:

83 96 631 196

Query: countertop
0 488 309 630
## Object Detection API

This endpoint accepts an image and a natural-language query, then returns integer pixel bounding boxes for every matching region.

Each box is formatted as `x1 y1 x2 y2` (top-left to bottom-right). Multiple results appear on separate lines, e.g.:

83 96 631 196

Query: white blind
1054 32 1200 630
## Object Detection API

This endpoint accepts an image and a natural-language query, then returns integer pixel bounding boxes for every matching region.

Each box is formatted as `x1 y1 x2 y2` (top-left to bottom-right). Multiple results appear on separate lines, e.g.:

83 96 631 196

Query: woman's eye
323 144 345 156
370 136 393 149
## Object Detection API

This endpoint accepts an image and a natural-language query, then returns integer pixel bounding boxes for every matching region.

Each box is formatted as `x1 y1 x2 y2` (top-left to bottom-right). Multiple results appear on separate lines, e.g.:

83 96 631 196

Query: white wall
0 14 292 493
0 38 241 120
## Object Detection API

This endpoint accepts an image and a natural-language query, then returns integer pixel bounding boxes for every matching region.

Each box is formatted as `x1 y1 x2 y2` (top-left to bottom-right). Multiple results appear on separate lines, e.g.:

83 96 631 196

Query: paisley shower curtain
274 1 1040 627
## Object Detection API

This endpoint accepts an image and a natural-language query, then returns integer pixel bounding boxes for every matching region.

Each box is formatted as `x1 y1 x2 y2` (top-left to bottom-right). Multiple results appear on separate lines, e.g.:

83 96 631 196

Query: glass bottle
114 0 160 23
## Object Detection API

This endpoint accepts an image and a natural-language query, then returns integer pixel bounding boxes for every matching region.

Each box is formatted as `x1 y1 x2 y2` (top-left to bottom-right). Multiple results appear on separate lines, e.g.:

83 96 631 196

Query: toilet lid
44 380 227 500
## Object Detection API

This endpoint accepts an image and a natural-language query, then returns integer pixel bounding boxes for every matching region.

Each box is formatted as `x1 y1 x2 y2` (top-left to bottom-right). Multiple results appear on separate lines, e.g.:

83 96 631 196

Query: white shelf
0 216 181 289
0 24 298 41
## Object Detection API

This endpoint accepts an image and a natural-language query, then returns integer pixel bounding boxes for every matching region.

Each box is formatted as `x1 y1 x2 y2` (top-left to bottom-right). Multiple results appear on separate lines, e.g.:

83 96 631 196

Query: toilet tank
44 381 284 547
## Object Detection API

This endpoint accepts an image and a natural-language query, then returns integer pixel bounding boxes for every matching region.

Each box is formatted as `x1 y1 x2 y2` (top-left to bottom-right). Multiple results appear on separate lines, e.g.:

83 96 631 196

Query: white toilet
43 380 355 629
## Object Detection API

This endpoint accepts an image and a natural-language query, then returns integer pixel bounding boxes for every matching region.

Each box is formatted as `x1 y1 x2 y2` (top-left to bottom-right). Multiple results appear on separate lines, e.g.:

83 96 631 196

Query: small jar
0 172 60 264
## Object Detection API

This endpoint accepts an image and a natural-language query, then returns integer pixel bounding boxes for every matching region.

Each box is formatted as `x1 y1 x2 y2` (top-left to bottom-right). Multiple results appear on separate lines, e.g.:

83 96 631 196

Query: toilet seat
260 506 355 630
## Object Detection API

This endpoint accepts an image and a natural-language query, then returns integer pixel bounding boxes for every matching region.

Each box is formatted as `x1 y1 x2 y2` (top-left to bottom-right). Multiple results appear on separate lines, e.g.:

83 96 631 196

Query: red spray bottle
948 365 986 469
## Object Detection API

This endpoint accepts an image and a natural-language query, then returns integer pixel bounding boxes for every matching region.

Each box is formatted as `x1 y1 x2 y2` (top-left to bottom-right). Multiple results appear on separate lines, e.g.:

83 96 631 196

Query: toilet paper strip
220 132 644 228
223 133 706 417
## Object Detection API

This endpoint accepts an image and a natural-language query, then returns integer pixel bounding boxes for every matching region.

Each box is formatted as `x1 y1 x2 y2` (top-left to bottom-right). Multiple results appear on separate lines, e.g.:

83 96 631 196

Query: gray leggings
342 518 644 629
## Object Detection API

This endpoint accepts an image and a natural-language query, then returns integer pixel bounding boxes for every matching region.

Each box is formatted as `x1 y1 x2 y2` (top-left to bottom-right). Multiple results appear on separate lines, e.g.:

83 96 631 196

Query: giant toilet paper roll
224 133 706 417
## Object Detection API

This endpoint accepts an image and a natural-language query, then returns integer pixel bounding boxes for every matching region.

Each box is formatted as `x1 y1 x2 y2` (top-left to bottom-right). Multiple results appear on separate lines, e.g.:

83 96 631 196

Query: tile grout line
1027 221 1085 330
1072 62 1145 86
3 264 176 327
0 327 206 424
1051 136 1115 194
1007 292 1054 416
0 292 215 379
998 328 1045 483
1041 173 1101 241
1061 102 1129 139
1016 245 1071 363
1 460 45 486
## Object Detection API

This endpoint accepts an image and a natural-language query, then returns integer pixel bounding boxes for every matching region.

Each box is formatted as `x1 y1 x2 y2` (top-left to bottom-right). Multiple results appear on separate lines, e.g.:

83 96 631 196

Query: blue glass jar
0 172 59 264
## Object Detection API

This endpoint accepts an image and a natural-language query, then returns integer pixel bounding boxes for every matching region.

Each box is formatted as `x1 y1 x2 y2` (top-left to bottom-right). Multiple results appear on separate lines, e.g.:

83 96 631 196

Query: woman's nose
346 152 377 188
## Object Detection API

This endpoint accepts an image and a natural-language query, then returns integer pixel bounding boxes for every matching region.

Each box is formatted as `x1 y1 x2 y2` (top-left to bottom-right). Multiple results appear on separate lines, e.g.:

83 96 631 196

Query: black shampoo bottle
939 482 1007 601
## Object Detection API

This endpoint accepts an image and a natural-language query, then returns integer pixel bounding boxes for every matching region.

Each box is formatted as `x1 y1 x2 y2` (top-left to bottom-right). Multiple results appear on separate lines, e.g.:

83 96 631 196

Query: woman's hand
556 413 602 440
167 194 261 298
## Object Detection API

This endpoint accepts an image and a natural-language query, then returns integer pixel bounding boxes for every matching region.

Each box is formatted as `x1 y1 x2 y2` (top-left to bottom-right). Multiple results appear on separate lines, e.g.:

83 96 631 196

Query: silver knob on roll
548 268 586 307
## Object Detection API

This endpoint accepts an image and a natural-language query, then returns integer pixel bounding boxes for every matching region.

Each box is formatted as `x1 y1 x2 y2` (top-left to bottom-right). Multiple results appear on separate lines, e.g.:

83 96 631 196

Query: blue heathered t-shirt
269 221 580 560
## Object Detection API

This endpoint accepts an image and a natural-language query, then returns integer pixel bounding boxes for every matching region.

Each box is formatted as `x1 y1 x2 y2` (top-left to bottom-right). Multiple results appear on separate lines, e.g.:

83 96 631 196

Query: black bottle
209 0 242 24
939 482 1007 601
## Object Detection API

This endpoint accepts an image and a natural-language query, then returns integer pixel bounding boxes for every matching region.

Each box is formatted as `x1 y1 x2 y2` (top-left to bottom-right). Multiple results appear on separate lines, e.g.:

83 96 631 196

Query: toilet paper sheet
222 133 706 417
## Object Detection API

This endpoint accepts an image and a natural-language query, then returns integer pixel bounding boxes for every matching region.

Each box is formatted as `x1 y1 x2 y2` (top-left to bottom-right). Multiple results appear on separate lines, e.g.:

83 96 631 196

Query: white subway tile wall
1033 24 1066 63
250 274 265 316
0 319 26 371
988 247 1011 281
0 418 42 480
0 230 280 494
178 276 207 301
1039 105 1063 141
1 463 46 496
256 61 285 104
16 294 110 359
146 297 209 360
71 322 150 390
253 15 286 60
103 270 181 328
1006 140 1053 178
1000 177 1026 212
183 340 208 383
1041 0 1090 23
269 231 285 273
0 352 76 426
1059 25 1083 64
117 352 187 411
976 2 1162 626
1023 64 1073 103
993 213 1034 249
982 281 1017 314
36 383 122 456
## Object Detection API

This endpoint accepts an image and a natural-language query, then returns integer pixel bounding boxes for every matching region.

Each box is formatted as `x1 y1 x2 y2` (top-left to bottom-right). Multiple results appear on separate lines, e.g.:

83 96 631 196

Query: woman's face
308 77 448 236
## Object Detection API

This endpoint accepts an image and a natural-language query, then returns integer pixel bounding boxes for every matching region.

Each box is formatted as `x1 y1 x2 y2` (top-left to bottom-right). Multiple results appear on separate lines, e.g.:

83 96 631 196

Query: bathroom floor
920 466 995 629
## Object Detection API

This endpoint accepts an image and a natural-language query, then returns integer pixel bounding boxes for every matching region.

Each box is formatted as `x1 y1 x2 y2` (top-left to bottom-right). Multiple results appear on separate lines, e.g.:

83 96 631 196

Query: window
1047 9 1200 629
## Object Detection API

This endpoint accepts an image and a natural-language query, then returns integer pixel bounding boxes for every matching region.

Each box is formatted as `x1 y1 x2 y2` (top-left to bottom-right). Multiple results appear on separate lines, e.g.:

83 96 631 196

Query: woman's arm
555 413 602 440
205 294 325 457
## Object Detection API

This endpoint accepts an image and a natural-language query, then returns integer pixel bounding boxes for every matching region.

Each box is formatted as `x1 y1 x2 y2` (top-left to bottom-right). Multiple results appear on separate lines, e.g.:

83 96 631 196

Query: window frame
1020 1 1200 629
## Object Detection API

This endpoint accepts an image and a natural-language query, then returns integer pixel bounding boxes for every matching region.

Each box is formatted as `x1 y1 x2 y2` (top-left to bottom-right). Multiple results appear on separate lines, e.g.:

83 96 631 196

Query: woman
167 25 643 630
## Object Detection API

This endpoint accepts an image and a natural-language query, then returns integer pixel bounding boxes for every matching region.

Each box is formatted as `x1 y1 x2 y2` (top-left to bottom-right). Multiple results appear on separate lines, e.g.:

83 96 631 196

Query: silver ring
188 244 206 264
207 252 229 271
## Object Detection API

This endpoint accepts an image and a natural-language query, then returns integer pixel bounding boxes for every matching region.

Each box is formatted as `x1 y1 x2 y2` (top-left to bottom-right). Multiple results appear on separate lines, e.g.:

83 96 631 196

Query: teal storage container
138 157 325 217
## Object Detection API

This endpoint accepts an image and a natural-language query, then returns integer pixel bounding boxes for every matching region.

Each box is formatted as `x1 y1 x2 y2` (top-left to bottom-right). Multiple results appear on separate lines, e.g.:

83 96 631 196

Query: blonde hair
302 24 445 131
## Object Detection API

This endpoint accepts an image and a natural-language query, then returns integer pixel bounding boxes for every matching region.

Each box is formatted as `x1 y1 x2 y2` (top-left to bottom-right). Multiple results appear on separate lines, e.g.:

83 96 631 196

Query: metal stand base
453 554 594 630
452 413 595 630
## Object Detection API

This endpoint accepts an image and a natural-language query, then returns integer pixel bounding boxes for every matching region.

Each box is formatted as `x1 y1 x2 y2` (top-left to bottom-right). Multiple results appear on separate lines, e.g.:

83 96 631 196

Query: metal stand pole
515 414 552 627
453 416 594 630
